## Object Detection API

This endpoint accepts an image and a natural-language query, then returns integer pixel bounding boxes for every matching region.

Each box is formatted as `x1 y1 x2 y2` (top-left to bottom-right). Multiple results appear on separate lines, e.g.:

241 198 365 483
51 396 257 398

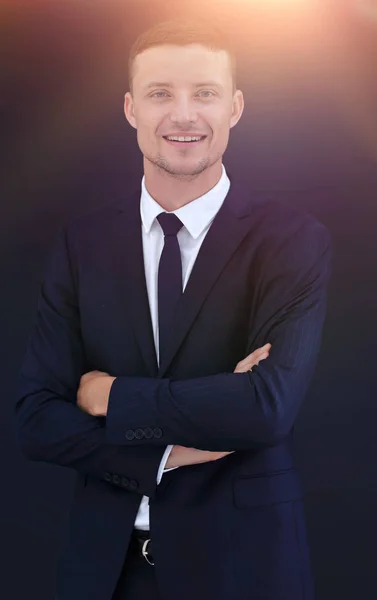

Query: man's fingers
234 353 269 372
233 343 272 373
258 343 271 352
237 343 271 367
248 343 271 359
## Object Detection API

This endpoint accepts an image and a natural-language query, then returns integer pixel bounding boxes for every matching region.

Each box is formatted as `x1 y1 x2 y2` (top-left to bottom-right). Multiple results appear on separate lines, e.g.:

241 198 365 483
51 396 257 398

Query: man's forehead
134 44 229 70
133 45 231 86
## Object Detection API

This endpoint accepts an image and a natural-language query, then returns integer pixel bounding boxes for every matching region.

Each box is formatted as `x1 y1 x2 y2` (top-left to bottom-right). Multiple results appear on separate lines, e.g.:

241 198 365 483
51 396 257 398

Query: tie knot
157 212 183 237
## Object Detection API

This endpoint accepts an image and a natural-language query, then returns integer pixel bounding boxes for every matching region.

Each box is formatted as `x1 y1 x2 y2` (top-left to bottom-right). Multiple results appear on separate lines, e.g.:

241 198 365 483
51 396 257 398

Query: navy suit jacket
15 172 332 600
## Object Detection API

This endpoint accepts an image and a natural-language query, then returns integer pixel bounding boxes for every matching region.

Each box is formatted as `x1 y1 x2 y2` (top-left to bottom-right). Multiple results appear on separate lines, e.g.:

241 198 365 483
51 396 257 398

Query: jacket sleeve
105 219 332 451
14 225 167 499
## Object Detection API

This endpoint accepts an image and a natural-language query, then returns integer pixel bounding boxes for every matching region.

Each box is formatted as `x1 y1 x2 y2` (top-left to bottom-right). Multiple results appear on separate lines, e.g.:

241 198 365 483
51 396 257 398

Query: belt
131 529 154 566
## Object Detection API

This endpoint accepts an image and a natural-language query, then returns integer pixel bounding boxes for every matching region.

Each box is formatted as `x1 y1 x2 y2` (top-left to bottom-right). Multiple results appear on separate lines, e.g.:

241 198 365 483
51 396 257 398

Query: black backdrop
2 1 377 599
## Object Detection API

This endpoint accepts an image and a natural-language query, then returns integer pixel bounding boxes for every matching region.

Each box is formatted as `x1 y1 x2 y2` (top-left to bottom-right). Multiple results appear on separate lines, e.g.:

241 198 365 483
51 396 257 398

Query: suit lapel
111 187 159 377
114 174 255 379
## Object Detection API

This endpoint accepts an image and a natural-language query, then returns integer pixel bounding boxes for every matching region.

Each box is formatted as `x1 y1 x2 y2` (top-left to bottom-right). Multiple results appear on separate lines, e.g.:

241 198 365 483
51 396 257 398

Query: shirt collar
140 164 230 240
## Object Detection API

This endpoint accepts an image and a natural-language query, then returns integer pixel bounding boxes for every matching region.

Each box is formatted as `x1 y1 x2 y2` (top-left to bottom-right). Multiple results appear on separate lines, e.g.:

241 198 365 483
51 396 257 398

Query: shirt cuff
157 445 179 484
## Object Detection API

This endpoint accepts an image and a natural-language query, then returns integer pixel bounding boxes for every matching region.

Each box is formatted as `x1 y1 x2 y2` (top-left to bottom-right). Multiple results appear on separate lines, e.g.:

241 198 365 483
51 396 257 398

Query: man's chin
154 159 209 178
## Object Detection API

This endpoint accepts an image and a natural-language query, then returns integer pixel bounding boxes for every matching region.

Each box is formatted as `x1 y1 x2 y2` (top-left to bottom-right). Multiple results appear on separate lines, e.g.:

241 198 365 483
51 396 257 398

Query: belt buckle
141 538 154 566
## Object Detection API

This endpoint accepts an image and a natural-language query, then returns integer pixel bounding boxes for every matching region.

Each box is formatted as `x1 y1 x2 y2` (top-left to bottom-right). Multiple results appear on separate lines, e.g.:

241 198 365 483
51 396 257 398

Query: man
15 17 332 600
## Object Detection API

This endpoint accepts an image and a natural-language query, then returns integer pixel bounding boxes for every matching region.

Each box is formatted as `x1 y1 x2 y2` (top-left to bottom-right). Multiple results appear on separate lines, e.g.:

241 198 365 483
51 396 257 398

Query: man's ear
124 92 137 129
230 89 244 129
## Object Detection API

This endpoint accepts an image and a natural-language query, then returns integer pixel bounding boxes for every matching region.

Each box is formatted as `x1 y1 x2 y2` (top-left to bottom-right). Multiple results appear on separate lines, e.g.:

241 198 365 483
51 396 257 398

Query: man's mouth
162 135 207 147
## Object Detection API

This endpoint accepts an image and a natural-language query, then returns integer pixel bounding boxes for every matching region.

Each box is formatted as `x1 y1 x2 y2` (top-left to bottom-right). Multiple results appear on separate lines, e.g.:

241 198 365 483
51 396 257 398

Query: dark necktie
156 212 184 365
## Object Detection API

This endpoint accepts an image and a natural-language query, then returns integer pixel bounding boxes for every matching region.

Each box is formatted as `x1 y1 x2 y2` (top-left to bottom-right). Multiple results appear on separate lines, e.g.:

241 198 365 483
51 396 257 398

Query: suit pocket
233 469 302 509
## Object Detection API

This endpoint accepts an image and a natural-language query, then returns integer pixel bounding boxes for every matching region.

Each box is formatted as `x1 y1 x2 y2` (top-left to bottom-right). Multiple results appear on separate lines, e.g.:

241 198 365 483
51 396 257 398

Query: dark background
1 1 376 599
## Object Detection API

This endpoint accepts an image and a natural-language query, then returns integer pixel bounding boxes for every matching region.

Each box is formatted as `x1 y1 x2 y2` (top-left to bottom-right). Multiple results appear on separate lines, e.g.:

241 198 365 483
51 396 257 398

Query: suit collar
117 168 256 221
139 163 230 239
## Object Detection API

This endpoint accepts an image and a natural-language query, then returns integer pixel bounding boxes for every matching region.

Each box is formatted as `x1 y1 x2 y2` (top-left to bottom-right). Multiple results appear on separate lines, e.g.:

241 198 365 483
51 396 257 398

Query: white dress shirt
134 162 231 530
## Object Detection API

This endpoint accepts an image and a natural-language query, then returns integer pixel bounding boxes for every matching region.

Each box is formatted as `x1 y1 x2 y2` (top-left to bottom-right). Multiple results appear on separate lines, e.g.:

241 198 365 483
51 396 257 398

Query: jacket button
144 427 153 439
112 474 120 485
129 479 138 491
120 477 129 488
125 430 135 440
153 428 162 438
104 472 112 482
135 428 144 440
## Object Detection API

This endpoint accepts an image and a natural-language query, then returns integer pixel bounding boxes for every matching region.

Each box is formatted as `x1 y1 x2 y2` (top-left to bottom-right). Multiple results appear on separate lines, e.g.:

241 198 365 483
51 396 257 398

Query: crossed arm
75 343 271 469
14 218 332 495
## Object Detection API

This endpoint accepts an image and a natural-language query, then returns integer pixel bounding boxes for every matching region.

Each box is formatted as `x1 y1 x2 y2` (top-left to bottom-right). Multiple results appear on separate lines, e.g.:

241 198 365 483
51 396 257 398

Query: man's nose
169 97 198 123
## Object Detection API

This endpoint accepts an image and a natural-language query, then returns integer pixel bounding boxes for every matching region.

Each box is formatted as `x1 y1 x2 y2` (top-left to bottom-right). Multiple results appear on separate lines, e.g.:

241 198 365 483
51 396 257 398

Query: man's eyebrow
145 81 223 89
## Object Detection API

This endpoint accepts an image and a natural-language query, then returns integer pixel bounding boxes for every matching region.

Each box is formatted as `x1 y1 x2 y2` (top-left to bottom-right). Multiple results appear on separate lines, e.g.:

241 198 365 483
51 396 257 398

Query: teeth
166 136 203 142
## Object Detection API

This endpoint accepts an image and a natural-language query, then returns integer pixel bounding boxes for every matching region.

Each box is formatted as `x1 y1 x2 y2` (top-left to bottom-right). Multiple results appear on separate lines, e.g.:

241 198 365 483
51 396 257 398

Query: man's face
124 44 244 178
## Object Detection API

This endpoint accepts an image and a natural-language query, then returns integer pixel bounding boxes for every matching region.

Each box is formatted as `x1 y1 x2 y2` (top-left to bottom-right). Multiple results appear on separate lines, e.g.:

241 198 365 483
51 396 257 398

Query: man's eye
150 90 215 98
198 90 215 97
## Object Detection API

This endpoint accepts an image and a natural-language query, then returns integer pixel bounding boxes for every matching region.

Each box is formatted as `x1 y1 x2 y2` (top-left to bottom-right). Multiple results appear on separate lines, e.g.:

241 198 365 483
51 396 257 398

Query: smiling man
124 36 242 207
15 17 332 600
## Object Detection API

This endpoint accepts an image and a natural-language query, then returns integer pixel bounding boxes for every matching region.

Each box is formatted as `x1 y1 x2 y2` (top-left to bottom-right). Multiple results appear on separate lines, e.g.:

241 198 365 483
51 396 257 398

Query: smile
163 135 207 147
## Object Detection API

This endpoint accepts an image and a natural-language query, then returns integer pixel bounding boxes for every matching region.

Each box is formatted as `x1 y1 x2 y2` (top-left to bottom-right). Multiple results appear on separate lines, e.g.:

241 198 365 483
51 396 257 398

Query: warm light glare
232 0 311 4
355 0 377 21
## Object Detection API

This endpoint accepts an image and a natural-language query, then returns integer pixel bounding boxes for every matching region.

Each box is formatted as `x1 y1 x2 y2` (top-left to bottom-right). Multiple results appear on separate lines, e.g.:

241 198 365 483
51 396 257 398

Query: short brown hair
128 18 237 95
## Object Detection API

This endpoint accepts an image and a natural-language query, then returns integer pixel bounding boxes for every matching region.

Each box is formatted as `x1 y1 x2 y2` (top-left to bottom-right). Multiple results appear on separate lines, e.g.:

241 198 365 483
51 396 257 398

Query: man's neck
143 160 223 212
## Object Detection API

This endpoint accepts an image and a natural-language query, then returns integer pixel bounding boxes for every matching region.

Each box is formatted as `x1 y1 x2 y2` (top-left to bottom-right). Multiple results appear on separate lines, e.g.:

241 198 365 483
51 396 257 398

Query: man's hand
165 445 236 469
165 343 271 469
77 370 116 416
233 343 271 373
